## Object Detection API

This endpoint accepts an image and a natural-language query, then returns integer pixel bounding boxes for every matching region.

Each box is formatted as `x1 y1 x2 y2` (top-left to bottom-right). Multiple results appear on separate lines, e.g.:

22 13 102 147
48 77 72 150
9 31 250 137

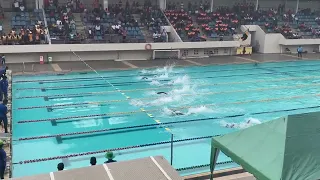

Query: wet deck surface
8 53 320 75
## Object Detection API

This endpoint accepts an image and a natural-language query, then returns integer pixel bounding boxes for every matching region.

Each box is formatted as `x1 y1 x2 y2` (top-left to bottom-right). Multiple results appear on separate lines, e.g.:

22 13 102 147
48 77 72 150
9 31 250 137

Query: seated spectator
104 151 116 163
19 4 25 12
57 163 64 171
90 157 97 166
13 0 19 12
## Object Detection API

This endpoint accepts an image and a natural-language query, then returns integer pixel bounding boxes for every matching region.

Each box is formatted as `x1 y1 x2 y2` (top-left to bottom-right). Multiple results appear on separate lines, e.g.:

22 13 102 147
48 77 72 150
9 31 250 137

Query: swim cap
105 151 115 159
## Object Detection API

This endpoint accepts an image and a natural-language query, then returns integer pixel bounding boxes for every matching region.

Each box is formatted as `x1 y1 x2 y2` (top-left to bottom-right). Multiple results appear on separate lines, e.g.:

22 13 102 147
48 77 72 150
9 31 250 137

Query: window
204 49 209 55
214 49 219 54
224 49 228 54
194 49 199 55
182 50 188 57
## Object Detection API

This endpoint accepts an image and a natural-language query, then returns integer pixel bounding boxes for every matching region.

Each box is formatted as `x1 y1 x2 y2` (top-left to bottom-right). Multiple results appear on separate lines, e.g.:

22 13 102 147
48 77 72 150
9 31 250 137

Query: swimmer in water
157 92 168 95
141 77 148 80
225 123 235 128
254 62 258 66
168 109 184 116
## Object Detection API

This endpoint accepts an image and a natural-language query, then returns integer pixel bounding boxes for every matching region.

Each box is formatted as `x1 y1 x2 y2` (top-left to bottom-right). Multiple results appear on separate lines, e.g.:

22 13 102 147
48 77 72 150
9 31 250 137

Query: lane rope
16 92 320 124
14 75 320 99
12 62 320 83
14 68 320 91
13 135 214 164
16 82 320 110
15 104 320 141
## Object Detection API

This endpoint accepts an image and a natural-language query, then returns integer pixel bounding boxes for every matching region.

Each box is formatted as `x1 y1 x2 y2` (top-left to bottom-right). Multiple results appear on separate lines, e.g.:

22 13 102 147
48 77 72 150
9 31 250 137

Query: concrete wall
247 25 265 53
1 41 240 63
263 34 284 53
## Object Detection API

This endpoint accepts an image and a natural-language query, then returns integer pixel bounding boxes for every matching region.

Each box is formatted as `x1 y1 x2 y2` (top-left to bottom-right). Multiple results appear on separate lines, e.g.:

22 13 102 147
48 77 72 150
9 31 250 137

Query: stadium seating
82 4 145 43
46 4 80 44
165 9 202 41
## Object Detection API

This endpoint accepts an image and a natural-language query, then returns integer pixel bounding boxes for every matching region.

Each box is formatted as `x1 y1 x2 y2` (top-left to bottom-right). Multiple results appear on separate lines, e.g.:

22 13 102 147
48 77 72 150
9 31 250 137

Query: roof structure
210 111 320 180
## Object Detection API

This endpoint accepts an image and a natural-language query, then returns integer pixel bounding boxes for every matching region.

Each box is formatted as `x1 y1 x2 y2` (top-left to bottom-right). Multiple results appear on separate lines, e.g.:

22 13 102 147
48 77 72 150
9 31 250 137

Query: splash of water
219 117 262 129
149 80 163 86
186 106 214 115
168 75 190 85
140 64 175 75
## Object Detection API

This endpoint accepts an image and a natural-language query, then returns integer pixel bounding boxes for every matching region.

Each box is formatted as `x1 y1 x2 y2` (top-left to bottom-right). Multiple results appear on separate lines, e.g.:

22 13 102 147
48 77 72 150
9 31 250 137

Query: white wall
263 34 284 53
1 41 240 62
246 25 265 53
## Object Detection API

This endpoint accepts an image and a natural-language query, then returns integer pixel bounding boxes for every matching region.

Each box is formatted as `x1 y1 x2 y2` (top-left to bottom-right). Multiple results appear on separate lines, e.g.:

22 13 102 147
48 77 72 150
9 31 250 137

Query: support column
210 0 213 12
158 0 166 10
103 0 108 11
38 0 43 9
255 0 259 11
296 0 299 13
35 0 39 9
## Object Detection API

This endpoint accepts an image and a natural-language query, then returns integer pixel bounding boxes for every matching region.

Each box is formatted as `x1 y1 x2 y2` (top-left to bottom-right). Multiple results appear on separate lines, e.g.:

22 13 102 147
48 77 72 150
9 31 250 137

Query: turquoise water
11 60 320 177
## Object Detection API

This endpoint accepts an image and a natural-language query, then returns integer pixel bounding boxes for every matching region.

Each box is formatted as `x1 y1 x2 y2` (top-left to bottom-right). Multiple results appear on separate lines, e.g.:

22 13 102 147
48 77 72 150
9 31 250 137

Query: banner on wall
236 47 252 55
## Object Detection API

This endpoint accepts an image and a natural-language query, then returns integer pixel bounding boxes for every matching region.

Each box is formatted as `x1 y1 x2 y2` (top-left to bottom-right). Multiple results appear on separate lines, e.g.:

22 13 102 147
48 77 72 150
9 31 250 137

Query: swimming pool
11 59 320 177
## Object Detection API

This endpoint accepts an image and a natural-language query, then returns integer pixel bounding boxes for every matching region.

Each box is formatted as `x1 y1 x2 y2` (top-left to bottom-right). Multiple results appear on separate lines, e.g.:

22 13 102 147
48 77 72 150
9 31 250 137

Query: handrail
42 7 51 44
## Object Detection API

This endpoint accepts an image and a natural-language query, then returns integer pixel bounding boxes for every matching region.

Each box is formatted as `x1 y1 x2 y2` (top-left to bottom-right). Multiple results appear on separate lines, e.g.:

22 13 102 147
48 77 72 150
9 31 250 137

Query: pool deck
8 53 320 75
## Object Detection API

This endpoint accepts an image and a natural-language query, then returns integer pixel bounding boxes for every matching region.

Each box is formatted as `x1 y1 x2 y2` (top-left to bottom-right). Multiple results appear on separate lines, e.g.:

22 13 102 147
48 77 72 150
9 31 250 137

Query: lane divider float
14 68 320 91
16 92 320 124
14 135 214 164
12 62 320 83
16 82 320 110
16 104 320 141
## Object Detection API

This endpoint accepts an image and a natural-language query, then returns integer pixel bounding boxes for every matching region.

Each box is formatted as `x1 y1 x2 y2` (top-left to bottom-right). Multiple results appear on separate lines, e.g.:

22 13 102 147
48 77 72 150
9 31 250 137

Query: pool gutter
6 70 12 178
183 167 246 180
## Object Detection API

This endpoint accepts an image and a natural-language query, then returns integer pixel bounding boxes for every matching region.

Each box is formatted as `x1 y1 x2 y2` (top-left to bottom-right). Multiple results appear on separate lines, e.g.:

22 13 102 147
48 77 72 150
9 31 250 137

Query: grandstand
0 0 318 46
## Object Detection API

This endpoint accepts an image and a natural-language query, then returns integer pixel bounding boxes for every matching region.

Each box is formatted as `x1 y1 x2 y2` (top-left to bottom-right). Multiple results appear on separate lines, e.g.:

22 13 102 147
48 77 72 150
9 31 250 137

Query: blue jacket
0 148 6 168
0 67 6 76
0 79 8 94
0 104 7 119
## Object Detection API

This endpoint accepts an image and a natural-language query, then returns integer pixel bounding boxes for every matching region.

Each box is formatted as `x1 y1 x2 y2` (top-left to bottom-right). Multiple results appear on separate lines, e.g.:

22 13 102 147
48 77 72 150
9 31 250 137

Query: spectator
90 157 97 165
19 4 25 12
13 0 19 12
104 151 116 164
0 140 6 179
0 75 9 102
0 55 4 65
297 46 303 58
0 99 8 133
57 162 64 171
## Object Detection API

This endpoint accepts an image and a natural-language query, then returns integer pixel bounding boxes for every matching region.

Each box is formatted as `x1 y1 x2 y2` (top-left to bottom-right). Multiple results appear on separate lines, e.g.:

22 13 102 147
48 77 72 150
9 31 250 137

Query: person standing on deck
297 46 303 58
0 67 7 77
90 157 97 166
0 140 6 179
104 152 116 164
0 100 8 133
0 76 8 101
0 55 5 65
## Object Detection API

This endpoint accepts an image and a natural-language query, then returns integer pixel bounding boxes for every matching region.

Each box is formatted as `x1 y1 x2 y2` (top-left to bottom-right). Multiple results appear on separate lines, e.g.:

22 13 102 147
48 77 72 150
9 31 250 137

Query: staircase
73 13 85 35
132 14 154 43
191 15 206 38
2 12 12 33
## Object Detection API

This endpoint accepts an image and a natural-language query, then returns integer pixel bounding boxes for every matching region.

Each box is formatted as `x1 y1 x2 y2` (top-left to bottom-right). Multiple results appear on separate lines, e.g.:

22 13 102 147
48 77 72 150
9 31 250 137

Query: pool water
12 60 320 177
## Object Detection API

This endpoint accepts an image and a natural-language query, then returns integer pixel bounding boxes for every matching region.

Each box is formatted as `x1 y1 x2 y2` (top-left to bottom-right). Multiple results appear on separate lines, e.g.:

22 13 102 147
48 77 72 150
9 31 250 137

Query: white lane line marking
51 64 62 71
236 56 259 62
103 163 115 180
122 61 138 68
185 59 203 66
150 156 173 180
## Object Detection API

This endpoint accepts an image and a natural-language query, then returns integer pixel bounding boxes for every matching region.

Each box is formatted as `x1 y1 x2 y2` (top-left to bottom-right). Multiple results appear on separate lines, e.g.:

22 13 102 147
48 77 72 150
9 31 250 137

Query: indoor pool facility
11 59 320 177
